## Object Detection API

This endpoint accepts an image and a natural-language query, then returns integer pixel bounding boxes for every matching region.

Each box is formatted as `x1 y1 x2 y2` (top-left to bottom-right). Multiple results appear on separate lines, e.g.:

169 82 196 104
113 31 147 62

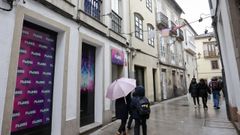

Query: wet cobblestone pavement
90 96 238 135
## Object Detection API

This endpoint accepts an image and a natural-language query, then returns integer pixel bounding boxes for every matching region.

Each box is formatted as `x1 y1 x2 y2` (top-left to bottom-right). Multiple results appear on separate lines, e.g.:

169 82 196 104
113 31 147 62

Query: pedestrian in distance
189 77 200 108
209 77 221 109
115 94 131 135
197 79 211 109
130 86 150 135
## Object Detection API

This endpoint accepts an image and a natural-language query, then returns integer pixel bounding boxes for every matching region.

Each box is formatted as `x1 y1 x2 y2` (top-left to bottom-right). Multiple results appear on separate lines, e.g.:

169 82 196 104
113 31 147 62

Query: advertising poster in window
80 44 95 126
11 21 57 134
111 48 124 66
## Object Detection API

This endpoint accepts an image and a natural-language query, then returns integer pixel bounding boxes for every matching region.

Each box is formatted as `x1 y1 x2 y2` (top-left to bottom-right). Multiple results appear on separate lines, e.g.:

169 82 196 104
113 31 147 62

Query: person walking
130 86 150 135
127 91 137 129
189 77 200 108
209 77 221 109
197 79 211 109
115 94 131 135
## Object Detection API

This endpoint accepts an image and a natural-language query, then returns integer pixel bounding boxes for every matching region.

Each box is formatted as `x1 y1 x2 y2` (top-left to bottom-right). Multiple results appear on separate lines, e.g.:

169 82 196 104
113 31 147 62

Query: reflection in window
84 0 102 20
148 25 154 46
135 14 143 40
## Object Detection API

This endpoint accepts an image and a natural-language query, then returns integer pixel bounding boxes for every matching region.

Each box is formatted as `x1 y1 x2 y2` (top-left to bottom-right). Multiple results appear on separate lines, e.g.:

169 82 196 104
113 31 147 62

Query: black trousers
118 119 127 134
127 115 133 128
134 118 147 135
193 97 200 105
201 96 208 108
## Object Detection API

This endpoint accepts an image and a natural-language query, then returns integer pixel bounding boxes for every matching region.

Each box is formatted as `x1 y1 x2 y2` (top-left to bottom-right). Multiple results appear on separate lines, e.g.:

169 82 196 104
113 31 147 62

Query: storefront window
80 43 96 126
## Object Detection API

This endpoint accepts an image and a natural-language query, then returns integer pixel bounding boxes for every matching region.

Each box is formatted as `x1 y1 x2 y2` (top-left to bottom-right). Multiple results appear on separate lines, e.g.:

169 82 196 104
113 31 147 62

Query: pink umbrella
106 78 136 100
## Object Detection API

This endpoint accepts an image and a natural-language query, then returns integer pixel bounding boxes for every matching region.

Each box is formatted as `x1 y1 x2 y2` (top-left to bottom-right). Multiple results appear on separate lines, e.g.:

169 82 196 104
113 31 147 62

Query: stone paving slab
90 96 238 135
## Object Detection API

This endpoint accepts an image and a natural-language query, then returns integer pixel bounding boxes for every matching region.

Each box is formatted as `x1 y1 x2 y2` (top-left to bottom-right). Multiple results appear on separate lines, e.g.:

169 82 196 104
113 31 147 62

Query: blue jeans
212 91 220 107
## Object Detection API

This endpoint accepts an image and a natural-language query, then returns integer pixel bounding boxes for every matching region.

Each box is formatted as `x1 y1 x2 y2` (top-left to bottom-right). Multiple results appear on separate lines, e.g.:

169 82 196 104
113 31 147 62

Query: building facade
129 0 161 102
0 0 130 134
195 33 222 83
208 0 240 132
156 0 186 100
182 20 198 87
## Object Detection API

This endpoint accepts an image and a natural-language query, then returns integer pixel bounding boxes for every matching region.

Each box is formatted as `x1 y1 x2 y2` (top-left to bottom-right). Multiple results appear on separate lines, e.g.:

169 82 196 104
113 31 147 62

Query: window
211 60 219 69
84 0 102 20
203 41 219 57
146 0 152 11
147 24 154 46
111 10 122 33
135 13 143 40
160 37 166 57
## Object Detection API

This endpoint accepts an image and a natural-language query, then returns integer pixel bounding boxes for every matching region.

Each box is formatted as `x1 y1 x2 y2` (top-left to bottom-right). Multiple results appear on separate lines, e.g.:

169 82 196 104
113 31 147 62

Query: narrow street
91 96 238 135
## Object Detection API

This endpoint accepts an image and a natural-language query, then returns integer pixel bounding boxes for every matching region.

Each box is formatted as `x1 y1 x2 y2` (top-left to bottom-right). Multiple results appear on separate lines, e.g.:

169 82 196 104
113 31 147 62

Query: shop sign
111 48 124 65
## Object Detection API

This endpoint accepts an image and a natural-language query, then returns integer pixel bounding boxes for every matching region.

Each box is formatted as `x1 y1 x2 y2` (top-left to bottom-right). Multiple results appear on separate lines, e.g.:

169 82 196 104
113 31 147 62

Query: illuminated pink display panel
11 22 57 134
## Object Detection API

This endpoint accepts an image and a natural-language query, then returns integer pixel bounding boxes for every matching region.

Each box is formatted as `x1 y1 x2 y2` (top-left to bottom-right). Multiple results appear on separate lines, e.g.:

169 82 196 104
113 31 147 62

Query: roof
195 32 215 39
170 0 185 14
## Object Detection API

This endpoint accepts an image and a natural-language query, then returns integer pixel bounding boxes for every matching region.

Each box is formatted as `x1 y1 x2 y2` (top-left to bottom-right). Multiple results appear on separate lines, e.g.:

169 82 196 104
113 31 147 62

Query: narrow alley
90 96 238 135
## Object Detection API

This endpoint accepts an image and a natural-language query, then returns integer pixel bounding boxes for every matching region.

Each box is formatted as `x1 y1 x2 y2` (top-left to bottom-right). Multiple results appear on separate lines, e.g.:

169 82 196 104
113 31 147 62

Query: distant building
129 0 161 102
182 20 198 88
156 0 186 100
195 33 222 82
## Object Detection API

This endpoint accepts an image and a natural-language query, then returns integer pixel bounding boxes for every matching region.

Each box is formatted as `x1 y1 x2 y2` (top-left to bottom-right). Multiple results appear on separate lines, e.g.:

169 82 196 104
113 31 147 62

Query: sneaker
115 131 121 135
194 105 197 108
216 107 220 109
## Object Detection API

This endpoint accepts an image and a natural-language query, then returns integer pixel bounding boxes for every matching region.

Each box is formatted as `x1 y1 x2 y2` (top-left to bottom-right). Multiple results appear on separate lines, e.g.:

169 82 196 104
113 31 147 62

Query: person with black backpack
209 77 221 109
130 86 150 135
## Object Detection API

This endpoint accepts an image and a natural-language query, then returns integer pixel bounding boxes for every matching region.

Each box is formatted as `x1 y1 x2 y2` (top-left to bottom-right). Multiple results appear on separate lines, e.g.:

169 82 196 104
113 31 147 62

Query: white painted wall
0 0 128 134
0 5 16 135
215 0 240 108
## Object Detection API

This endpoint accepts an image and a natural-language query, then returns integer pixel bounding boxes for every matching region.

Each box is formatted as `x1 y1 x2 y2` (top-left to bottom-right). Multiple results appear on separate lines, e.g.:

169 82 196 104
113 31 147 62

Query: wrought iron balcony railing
111 10 122 33
84 0 102 20
157 12 169 29
176 29 184 41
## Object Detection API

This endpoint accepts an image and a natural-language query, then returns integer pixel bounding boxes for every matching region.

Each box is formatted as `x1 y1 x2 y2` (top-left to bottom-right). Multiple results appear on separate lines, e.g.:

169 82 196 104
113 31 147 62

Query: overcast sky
175 0 213 35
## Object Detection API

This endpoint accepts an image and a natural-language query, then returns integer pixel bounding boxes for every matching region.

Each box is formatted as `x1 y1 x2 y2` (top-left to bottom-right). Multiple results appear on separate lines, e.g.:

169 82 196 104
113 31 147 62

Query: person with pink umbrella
106 78 136 135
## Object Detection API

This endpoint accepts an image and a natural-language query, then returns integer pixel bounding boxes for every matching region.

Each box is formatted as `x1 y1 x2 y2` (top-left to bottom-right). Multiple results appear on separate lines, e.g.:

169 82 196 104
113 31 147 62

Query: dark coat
189 82 199 97
130 86 145 119
197 83 211 97
115 94 131 120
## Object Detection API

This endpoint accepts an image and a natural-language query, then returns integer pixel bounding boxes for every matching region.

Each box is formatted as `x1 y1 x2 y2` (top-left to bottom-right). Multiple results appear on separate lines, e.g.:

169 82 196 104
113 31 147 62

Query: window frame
147 24 154 47
134 13 144 41
211 60 219 70
146 0 152 12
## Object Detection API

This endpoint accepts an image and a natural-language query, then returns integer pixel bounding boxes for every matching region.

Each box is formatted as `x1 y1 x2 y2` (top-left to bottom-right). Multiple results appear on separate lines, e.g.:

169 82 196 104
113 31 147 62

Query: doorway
134 66 145 87
152 69 157 102
11 21 57 135
80 43 96 126
172 71 177 97
161 69 167 100
111 64 123 117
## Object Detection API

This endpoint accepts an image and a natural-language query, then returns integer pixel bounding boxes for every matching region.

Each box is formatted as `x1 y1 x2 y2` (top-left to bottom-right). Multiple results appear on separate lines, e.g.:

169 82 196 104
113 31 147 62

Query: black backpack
211 81 220 90
136 97 151 119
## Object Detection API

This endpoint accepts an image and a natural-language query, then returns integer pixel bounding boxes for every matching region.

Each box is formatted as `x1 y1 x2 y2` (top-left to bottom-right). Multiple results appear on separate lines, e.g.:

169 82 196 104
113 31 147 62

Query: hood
134 86 145 97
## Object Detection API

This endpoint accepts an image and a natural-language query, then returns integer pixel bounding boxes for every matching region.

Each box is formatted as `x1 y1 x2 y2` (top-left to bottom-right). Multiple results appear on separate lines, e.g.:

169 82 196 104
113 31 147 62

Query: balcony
111 10 122 34
203 51 220 58
170 21 177 36
84 0 102 20
185 42 196 55
176 29 184 41
157 12 169 30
